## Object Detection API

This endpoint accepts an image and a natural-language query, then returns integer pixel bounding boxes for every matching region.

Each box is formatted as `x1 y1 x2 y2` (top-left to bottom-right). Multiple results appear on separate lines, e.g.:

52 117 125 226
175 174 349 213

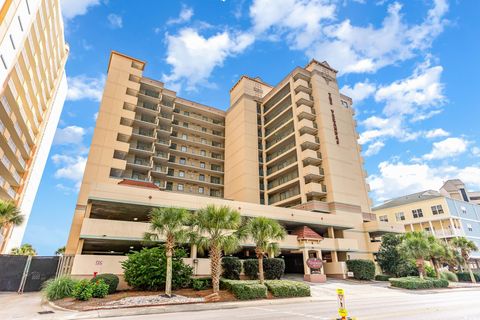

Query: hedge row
346 259 375 280
456 272 480 282
243 258 285 280
389 276 449 290
264 280 310 297
192 277 212 291
440 271 458 282
220 279 310 300
374 274 391 281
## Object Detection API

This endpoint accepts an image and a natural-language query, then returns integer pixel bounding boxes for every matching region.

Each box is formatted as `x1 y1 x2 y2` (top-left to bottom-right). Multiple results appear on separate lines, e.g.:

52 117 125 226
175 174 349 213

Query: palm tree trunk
165 240 173 297
466 259 476 283
432 259 440 279
210 244 221 293
416 258 425 279
257 248 264 284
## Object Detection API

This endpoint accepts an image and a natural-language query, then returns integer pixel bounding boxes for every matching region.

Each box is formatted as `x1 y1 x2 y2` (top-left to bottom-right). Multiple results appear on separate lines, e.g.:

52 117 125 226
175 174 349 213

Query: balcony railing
266 155 297 176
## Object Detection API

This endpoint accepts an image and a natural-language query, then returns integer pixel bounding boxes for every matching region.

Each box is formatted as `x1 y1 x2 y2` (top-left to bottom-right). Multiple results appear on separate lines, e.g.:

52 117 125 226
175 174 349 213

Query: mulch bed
54 288 236 311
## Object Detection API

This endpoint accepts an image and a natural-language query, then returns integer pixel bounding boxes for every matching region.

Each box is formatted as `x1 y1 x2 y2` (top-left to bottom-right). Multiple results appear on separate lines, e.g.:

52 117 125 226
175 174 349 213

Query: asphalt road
114 289 480 320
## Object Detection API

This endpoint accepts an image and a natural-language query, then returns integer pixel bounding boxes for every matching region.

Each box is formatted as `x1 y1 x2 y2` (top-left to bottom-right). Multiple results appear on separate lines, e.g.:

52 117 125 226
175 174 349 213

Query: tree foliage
10 243 37 256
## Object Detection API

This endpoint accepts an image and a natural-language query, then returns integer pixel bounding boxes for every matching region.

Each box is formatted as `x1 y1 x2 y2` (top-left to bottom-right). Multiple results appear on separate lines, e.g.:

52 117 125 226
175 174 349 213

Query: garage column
302 247 310 275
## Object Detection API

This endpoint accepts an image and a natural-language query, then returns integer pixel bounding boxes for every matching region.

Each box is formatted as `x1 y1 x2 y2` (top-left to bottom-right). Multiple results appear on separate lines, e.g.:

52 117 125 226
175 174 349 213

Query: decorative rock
105 294 204 307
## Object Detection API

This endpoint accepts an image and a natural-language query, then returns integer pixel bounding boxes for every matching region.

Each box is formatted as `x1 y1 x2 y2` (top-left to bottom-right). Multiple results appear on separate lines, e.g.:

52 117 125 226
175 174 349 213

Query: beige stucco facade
65 51 403 281
0 0 68 252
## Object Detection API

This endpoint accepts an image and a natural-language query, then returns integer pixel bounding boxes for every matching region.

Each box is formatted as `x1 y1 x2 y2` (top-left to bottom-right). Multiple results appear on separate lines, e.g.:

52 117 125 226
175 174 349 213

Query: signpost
336 288 354 320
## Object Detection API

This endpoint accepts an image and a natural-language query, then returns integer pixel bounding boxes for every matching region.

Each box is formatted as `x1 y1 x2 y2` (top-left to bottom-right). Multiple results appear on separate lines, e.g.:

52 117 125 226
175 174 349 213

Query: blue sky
23 0 480 255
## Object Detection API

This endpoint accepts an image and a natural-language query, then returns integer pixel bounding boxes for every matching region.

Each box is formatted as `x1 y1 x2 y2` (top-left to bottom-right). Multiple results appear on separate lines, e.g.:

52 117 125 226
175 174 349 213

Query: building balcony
129 144 154 156
318 238 359 252
293 78 311 94
126 159 151 171
135 103 158 115
265 131 295 153
154 139 170 149
152 151 169 161
172 124 225 141
304 182 327 196
303 165 324 180
151 165 168 176
172 110 225 129
171 136 224 152
301 149 322 165
267 177 299 195
294 91 314 107
296 104 315 121
131 129 156 142
299 133 320 150
156 126 172 136
298 119 317 135
168 162 224 175
168 148 224 164
133 116 158 129
363 220 405 236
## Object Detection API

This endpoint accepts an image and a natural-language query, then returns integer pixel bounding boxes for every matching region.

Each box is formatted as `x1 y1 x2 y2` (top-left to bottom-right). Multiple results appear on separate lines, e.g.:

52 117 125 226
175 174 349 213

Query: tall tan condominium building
0 0 68 253
66 51 402 282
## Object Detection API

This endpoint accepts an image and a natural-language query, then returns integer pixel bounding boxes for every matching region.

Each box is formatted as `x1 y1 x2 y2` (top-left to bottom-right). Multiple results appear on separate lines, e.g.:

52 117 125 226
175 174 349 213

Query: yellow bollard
336 288 355 320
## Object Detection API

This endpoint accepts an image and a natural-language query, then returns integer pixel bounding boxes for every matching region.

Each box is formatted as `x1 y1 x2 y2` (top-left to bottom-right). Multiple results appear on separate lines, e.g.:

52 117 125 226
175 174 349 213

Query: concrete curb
52 296 335 319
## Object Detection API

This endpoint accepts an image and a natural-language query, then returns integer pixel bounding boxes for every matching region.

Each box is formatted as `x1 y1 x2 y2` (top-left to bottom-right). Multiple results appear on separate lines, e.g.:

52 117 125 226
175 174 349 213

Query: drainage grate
38 311 54 315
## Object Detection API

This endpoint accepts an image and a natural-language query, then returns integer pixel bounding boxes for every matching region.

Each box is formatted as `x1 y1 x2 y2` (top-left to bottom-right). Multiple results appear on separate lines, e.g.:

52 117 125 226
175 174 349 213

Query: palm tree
144 207 191 297
10 243 37 256
429 238 445 278
245 217 286 284
55 246 66 256
191 205 242 293
0 200 23 231
452 237 478 283
399 231 433 279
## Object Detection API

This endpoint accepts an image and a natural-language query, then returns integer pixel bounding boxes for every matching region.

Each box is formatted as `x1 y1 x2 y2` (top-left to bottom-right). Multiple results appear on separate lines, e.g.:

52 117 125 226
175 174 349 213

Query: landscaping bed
389 276 449 290
53 288 236 311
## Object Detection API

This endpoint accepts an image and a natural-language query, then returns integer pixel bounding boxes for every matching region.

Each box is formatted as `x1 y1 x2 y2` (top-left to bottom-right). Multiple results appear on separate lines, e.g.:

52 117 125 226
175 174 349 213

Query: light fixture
110 250 114 253
133 217 138 221
130 246 134 249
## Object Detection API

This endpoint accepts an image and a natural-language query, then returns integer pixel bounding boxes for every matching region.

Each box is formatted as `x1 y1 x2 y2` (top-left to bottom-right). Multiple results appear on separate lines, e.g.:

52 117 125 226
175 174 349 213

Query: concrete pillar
190 244 197 259
328 227 335 238
428 221 435 235
331 251 338 262
302 247 310 275
410 224 414 232
316 250 325 275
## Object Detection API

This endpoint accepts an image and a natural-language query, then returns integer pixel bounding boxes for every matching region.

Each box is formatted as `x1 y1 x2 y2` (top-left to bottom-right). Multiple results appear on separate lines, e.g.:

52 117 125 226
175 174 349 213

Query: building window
467 224 473 232
199 174 205 181
183 111 190 116
461 206 467 214
198 187 204 194
179 170 185 177
412 209 423 219
395 212 405 221
181 146 187 152
179 158 186 165
200 162 205 168
182 134 187 140
202 127 207 132
202 116 208 121
379 215 388 222
183 122 189 128
460 188 469 202
201 138 207 144
431 205 444 215
200 150 206 156
177 184 184 191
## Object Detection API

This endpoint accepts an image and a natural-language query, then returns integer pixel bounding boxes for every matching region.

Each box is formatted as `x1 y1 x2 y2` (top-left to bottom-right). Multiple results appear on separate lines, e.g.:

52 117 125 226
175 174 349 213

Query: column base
304 274 327 283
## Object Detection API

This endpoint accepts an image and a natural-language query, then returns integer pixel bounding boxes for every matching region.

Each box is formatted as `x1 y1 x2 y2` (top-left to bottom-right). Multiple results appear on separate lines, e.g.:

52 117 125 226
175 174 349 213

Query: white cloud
51 154 87 189
250 0 336 49
107 13 123 29
422 137 469 160
364 141 385 157
368 161 480 202
61 0 101 20
249 0 448 75
425 128 450 139
93 112 98 121
162 28 254 91
374 63 445 117
341 81 376 103
472 147 480 157
53 126 85 145
67 74 105 102
167 5 194 25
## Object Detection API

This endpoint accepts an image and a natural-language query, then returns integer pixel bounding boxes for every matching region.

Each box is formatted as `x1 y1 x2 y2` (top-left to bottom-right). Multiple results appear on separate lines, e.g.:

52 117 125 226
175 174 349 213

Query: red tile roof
118 179 160 190
291 226 323 240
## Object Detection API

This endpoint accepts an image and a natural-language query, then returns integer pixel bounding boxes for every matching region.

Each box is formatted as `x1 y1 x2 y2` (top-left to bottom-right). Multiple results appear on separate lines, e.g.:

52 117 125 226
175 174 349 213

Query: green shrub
121 247 193 291
374 274 391 281
192 277 212 291
222 257 241 280
264 280 310 297
243 258 285 280
220 278 254 291
264 258 285 280
389 276 449 290
440 271 458 282
91 279 109 298
346 259 375 280
431 278 449 288
91 274 118 294
230 282 267 300
73 279 94 301
42 276 78 301
425 265 436 278
243 259 258 279
456 272 480 282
